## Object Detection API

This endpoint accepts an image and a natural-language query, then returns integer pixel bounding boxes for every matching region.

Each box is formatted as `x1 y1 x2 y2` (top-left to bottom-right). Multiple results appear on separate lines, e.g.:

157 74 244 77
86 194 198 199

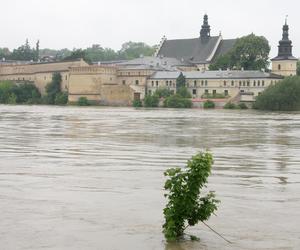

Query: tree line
0 40 156 63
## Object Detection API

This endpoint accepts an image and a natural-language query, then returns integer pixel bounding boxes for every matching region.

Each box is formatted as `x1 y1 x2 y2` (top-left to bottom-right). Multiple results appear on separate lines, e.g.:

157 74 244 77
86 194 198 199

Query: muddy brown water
0 105 299 250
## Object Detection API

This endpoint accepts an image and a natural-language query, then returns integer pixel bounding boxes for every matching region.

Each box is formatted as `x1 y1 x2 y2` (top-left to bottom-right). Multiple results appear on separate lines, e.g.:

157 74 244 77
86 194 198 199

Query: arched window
278 64 281 70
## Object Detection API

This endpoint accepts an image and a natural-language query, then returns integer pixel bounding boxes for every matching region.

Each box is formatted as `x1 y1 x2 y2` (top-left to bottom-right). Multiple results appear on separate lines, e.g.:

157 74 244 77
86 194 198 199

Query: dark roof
213 39 237 59
157 36 219 64
271 55 298 61
157 36 236 64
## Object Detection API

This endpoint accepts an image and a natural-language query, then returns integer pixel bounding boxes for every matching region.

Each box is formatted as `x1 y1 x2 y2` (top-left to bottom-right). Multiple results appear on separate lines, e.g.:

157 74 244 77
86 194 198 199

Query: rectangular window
192 89 197 95
224 90 228 96
122 80 126 85
213 90 216 95
205 89 209 94
156 81 158 87
135 80 139 85
231 81 234 86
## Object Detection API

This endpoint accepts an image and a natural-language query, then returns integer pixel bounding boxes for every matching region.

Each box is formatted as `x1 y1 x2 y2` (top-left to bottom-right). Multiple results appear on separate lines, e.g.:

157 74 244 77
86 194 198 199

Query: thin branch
201 221 232 244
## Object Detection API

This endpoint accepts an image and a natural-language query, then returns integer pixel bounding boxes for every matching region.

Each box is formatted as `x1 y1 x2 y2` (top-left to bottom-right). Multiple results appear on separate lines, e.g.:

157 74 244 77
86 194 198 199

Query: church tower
200 14 211 41
271 18 298 76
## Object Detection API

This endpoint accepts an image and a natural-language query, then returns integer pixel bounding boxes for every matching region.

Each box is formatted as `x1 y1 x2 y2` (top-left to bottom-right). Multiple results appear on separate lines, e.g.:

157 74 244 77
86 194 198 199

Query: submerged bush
223 102 236 109
55 92 68 105
163 152 220 241
132 99 142 107
77 97 90 106
144 93 159 107
164 94 192 108
203 100 215 109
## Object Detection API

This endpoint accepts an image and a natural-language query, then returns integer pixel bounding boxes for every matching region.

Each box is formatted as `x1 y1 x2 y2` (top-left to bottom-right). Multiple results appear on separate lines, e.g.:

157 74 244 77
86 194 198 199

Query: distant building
155 14 236 71
271 19 298 76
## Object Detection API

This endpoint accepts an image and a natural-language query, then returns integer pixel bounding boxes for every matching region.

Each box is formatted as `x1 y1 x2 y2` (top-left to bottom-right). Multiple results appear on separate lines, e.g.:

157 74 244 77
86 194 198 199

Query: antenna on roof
285 15 288 24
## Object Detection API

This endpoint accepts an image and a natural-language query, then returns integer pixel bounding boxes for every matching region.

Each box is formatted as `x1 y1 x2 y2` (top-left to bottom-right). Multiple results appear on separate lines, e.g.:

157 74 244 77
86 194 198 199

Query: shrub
203 100 215 109
223 102 237 109
55 92 68 105
164 94 192 108
238 103 248 109
7 93 17 104
155 87 173 98
176 86 191 98
45 73 62 104
144 94 159 107
163 152 220 241
77 97 90 106
253 76 300 111
132 99 142 107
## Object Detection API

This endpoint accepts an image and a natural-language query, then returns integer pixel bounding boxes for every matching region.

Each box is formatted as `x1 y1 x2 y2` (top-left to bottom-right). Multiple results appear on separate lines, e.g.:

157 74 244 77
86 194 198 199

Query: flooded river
0 105 299 250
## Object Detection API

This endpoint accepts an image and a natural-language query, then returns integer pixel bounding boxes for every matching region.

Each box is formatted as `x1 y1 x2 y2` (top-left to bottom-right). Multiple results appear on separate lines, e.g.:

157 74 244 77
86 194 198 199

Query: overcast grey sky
0 0 299 58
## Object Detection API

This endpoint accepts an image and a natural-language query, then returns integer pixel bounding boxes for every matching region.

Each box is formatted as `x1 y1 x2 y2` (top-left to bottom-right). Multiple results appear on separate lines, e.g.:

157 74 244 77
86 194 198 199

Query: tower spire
200 14 211 40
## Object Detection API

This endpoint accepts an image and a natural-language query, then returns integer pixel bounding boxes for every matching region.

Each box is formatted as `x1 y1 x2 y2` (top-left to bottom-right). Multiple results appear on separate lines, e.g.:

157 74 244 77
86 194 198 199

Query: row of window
148 79 276 88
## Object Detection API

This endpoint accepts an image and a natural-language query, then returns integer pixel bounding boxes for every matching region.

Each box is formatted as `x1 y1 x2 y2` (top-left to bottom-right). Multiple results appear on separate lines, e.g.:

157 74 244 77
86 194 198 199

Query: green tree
0 81 15 103
54 92 68 105
10 39 36 61
210 34 270 70
144 93 159 107
163 152 220 241
118 41 156 60
253 76 300 111
176 73 186 90
297 61 300 76
12 83 41 103
154 87 173 98
45 73 62 104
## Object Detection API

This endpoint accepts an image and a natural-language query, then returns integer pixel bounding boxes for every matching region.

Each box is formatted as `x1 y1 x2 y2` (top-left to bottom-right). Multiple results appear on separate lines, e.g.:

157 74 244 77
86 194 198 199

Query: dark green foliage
253 76 300 111
0 81 14 103
132 99 142 107
210 34 270 71
209 54 232 70
54 92 68 105
0 81 41 104
12 83 41 103
176 73 186 90
155 87 173 98
77 97 90 106
164 94 192 108
238 103 248 109
144 94 159 107
203 100 215 109
163 152 220 241
297 61 300 76
9 39 38 61
45 73 62 104
176 87 191 98
223 102 237 109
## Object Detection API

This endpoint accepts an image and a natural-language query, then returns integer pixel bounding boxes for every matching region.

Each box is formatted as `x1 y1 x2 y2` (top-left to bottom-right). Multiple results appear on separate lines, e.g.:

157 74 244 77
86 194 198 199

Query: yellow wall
272 60 297 76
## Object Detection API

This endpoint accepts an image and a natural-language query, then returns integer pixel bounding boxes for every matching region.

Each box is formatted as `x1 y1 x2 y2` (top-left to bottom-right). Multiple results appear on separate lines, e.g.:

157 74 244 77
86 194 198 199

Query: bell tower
271 17 298 76
200 14 211 41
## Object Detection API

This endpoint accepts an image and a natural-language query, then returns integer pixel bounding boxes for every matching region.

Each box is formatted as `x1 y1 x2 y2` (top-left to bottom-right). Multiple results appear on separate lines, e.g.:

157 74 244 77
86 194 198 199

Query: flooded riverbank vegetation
253 76 300 111
163 152 219 241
